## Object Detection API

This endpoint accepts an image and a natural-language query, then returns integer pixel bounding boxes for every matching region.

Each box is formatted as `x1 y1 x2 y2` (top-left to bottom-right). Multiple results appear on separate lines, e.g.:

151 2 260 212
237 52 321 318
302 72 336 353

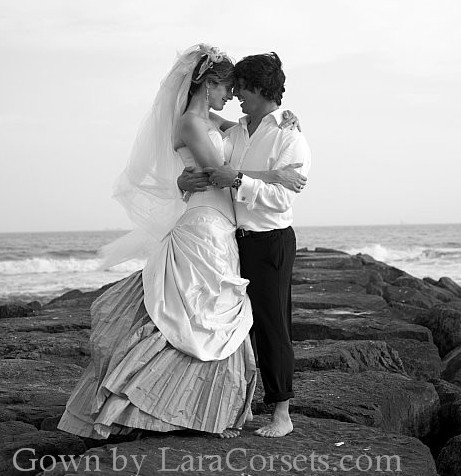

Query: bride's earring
206 87 209 104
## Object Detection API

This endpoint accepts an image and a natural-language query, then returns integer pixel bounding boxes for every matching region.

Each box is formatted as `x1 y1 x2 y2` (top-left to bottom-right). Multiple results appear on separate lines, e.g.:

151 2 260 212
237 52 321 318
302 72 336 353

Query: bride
57 44 304 439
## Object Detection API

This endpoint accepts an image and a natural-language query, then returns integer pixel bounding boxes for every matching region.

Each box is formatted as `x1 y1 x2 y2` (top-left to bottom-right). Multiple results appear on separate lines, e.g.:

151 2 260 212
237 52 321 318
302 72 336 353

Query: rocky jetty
1 248 461 475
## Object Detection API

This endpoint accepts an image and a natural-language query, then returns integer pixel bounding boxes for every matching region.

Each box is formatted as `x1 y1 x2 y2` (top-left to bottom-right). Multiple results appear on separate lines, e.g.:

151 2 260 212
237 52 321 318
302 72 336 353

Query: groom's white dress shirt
226 109 311 232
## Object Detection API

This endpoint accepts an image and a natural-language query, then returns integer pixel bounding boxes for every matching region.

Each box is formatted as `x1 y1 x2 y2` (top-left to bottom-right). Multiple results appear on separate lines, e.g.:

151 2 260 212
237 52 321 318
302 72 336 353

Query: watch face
232 178 242 189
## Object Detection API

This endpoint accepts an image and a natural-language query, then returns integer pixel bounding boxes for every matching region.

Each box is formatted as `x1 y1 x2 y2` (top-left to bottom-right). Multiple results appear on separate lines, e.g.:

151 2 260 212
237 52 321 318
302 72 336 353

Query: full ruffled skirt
58 208 256 439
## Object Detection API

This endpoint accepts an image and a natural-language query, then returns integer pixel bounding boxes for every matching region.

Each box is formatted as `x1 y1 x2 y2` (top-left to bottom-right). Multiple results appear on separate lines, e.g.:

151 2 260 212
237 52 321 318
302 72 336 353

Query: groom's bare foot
254 399 293 438
218 428 241 438
254 414 293 438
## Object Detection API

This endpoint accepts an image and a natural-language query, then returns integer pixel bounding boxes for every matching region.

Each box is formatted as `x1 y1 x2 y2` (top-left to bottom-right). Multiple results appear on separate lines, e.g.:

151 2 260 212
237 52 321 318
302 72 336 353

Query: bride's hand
279 110 301 132
273 163 307 192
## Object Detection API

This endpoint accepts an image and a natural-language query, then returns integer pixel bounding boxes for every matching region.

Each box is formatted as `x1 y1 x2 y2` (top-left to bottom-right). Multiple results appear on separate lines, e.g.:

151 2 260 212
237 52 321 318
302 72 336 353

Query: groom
179 52 310 437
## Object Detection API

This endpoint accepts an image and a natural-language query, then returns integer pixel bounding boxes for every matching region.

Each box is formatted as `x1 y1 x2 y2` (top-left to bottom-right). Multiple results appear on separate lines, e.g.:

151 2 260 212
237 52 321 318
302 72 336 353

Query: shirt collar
239 108 282 128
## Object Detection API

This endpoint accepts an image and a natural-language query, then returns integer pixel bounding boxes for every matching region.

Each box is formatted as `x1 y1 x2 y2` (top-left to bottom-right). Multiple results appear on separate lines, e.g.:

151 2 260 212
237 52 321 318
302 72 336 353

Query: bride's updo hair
188 55 234 99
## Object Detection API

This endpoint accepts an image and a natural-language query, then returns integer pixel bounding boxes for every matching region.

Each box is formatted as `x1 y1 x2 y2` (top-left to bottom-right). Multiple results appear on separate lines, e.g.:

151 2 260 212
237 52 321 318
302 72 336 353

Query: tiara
195 45 228 81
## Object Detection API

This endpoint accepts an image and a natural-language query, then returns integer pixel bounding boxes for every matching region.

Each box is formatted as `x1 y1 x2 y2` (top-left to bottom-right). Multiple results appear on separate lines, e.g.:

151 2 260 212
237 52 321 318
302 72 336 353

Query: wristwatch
231 172 243 189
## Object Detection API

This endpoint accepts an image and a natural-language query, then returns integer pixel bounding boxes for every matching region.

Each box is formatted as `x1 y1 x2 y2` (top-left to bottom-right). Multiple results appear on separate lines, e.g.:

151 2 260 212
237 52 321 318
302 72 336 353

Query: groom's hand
204 162 237 188
177 166 209 193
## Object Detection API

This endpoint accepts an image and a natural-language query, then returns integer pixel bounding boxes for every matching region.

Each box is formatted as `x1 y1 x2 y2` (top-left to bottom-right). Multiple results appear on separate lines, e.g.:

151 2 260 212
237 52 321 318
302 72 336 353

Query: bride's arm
209 112 236 132
209 110 301 133
179 114 223 168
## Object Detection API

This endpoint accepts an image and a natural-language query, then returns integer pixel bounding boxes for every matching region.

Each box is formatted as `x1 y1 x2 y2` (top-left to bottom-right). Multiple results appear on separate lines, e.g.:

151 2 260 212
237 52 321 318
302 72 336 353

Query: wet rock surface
2 249 461 474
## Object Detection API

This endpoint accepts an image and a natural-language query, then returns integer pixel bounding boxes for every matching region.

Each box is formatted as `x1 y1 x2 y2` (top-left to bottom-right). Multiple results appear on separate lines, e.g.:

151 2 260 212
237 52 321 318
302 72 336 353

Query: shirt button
241 196 246 201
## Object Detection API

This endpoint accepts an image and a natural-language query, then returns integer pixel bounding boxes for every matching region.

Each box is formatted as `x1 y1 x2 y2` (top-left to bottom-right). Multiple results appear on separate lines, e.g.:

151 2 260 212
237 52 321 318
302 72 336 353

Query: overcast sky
1 0 460 232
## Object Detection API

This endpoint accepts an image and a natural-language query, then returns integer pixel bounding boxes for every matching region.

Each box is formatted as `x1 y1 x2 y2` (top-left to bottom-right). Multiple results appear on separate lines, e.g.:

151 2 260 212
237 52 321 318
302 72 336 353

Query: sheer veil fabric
99 44 217 269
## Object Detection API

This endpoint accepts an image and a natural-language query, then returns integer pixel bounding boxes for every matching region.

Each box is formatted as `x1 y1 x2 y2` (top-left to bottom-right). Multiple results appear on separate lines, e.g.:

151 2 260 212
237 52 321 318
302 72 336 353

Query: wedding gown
57 130 256 438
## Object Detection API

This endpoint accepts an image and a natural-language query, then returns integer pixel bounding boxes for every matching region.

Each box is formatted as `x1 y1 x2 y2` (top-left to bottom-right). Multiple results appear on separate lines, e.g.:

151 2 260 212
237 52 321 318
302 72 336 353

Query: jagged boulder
417 305 461 357
429 379 461 455
0 359 84 427
0 330 90 367
438 277 461 299
0 303 37 319
292 308 433 343
253 370 439 439
294 340 407 375
437 434 461 476
386 338 443 381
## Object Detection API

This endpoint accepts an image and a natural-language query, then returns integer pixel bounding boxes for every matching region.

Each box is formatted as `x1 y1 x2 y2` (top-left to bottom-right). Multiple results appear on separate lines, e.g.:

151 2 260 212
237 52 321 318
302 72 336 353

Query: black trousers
237 226 296 404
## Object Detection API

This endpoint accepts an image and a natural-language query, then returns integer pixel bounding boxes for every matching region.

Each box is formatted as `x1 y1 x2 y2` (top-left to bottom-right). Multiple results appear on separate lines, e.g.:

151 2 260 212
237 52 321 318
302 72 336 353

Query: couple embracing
58 44 311 440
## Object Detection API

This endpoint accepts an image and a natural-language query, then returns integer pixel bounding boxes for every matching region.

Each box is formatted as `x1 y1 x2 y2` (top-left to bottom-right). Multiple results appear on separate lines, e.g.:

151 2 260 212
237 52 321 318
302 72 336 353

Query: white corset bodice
176 130 235 223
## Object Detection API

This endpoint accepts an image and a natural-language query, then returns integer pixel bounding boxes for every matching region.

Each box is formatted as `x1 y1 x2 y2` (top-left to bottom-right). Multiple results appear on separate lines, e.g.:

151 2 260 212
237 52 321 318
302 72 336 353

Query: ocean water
0 223 460 304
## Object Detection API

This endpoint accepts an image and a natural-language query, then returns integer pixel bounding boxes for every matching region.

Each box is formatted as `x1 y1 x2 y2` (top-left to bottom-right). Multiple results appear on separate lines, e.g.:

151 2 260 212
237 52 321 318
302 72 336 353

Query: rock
0 247 454 474
438 277 461 299
385 302 432 323
294 338 442 383
0 303 36 319
356 254 407 282
26 301 42 311
253 370 439 439
0 409 17 422
292 286 387 311
295 251 363 270
0 359 84 427
365 284 384 297
386 339 443 381
0 330 90 367
293 340 407 375
291 268 371 287
0 309 91 334
383 285 439 309
437 434 461 476
366 270 385 296
431 379 461 407
417 304 461 357
442 344 461 386
46 281 118 308
37 415 437 476
40 416 63 432
359 253 380 265
0 421 38 441
291 308 433 343
393 276 455 304
47 289 84 304
0 430 85 476
429 379 461 454
393 275 426 290
296 281 367 294
314 247 348 254
424 276 439 286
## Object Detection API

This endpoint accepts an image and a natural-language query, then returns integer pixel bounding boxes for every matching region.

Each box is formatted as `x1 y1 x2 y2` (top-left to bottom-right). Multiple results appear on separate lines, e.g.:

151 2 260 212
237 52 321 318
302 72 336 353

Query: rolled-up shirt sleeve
235 134 311 212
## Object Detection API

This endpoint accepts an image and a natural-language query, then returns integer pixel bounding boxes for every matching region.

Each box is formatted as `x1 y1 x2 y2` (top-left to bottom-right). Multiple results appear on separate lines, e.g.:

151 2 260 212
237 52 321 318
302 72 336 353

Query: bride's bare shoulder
180 110 206 125
176 112 211 150
179 111 210 136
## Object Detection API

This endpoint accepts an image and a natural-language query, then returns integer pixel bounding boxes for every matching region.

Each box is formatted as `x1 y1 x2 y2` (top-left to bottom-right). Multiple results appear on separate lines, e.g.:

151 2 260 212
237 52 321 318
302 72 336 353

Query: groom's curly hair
234 52 285 106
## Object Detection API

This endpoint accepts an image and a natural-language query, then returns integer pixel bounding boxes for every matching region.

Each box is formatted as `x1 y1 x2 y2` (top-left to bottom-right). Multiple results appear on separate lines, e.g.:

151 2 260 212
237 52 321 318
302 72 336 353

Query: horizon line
1 222 460 234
